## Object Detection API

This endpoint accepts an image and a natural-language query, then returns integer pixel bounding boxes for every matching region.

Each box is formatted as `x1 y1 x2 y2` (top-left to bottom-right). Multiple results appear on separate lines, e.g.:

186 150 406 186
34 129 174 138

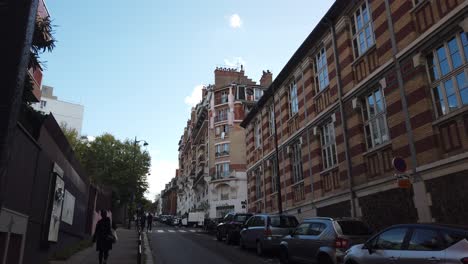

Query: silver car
344 223 468 264
280 217 372 264
239 214 298 255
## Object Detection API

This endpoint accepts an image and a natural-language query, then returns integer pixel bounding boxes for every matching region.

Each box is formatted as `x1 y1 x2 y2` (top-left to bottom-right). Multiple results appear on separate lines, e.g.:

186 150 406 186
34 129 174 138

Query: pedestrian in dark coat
147 213 153 232
93 210 114 264
140 212 146 231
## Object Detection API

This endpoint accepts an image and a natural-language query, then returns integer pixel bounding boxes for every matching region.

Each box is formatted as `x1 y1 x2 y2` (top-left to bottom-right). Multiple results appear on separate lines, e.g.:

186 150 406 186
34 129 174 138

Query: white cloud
224 57 246 68
229 14 242 28
145 159 178 201
184 84 204 107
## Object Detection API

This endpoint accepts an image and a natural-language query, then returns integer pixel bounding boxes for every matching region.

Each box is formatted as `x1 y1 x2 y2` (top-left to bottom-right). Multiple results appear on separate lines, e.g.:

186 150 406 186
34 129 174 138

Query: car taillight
264 228 272 237
461 257 468 264
335 237 349 249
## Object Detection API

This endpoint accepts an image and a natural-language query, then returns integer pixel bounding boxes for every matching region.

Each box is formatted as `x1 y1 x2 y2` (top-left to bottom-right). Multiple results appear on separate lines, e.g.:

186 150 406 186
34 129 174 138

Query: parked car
344 223 468 264
280 217 372 264
240 214 298 255
216 212 253 243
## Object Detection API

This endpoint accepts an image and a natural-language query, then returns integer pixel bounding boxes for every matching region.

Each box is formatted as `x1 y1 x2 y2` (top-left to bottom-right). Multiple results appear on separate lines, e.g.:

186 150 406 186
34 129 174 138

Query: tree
61 127 151 206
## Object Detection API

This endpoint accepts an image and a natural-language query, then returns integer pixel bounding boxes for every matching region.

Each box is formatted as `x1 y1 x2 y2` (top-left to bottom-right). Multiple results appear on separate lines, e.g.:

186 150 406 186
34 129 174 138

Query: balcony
292 181 305 203
434 111 468 158
215 151 230 158
321 169 340 193
287 114 300 137
214 115 228 123
364 143 393 180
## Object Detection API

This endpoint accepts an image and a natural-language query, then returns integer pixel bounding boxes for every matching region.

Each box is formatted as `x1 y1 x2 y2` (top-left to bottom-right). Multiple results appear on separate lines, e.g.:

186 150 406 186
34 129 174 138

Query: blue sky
41 0 334 200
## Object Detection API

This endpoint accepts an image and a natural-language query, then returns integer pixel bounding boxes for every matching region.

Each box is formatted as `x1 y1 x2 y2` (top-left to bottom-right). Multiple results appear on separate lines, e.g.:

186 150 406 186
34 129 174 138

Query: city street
148 223 280 264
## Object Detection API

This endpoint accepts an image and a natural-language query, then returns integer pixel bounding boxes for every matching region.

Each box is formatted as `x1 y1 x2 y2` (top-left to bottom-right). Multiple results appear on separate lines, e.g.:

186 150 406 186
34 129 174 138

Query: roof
241 0 348 128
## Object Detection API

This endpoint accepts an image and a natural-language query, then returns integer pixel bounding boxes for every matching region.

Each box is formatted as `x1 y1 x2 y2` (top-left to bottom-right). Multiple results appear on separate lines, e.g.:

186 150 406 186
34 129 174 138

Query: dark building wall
316 201 351 218
359 188 418 231
426 171 468 226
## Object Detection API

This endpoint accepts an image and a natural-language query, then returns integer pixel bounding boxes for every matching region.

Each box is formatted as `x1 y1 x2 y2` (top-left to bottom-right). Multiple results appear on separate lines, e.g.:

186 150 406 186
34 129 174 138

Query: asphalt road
147 223 280 264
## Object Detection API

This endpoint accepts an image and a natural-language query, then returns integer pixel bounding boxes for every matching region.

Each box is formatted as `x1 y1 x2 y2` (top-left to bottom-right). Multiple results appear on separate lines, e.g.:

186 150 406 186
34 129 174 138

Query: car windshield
269 216 298 228
337 220 372 236
234 215 250 222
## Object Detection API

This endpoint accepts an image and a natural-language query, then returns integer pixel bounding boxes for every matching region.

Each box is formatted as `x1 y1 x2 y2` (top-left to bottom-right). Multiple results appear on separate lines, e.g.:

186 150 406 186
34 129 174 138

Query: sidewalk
50 228 138 264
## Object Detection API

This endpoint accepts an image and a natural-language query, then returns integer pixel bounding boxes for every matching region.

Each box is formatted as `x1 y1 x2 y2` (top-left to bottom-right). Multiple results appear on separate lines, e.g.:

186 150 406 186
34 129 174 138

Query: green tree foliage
61 125 151 206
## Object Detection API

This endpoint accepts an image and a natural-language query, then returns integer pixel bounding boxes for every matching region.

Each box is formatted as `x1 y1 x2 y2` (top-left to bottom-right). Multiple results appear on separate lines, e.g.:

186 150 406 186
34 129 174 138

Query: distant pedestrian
93 210 116 264
140 212 146 231
147 213 153 232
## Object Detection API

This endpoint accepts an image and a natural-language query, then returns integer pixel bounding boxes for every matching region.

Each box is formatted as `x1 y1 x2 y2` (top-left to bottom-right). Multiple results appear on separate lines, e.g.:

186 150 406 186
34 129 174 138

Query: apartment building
177 67 271 218
242 0 468 229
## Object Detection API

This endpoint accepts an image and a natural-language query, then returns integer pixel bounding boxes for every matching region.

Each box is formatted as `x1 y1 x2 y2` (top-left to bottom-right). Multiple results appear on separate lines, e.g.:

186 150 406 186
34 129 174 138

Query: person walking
147 213 153 232
140 212 146 232
93 210 115 264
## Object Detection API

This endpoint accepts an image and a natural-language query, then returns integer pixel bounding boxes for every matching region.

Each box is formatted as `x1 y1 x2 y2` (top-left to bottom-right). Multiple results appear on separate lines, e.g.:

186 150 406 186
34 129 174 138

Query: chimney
260 70 273 87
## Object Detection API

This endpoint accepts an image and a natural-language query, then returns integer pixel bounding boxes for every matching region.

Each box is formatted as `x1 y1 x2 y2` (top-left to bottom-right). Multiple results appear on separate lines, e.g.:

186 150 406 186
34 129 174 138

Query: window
254 120 262 149
269 216 298 228
215 163 230 178
351 1 375 57
308 223 327 236
289 81 299 116
253 217 265 227
268 104 275 136
254 88 263 101
427 32 468 116
215 124 229 138
40 100 47 108
314 47 329 91
362 87 389 148
237 86 246 100
221 90 229 103
271 157 278 193
291 142 303 183
215 143 230 157
255 168 263 199
374 228 408 250
321 121 338 169
408 228 443 251
215 108 228 122
337 220 372 236
294 223 310 235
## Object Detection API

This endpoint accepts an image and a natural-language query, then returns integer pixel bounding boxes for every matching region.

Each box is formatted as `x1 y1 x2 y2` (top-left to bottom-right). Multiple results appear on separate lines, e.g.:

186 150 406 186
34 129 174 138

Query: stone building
177 67 271 218
242 0 468 229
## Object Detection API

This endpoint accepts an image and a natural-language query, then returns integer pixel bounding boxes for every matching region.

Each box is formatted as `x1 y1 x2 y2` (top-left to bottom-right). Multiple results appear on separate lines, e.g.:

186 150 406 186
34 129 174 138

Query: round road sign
392 157 407 173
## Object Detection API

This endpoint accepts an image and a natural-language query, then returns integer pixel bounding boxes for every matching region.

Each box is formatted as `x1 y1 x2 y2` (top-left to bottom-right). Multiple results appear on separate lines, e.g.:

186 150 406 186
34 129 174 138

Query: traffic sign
397 175 411 189
392 157 407 173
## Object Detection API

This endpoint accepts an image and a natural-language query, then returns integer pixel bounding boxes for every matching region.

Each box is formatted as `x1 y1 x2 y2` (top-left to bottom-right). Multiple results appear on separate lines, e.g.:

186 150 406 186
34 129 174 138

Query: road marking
179 230 186 233
157 230 164 233
189 230 196 232
168 230 175 233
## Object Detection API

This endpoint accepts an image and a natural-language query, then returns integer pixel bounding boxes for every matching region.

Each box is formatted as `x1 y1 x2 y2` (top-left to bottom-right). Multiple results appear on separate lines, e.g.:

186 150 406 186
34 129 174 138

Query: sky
41 0 335 200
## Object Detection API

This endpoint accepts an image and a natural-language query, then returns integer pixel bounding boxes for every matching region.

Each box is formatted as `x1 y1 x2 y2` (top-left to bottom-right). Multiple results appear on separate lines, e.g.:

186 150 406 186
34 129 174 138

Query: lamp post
127 137 148 229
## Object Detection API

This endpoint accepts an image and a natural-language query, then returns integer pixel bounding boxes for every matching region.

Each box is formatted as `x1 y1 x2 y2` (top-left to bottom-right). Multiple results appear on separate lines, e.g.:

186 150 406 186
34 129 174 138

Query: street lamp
127 137 149 229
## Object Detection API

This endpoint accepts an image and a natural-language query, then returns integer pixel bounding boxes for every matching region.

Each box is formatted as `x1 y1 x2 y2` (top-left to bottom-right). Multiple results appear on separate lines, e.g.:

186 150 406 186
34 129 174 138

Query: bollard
137 230 142 264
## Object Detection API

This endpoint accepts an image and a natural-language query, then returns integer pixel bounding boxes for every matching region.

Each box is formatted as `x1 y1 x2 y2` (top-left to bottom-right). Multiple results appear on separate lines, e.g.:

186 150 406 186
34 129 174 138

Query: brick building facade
241 0 468 230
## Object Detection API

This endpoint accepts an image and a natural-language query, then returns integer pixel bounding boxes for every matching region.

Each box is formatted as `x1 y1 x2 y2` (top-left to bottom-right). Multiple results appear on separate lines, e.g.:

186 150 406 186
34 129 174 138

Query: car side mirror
363 242 374 255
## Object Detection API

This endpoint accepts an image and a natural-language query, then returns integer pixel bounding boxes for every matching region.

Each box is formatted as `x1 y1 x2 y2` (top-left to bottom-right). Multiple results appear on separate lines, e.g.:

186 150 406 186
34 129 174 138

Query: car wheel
256 241 263 256
225 232 232 245
279 247 289 264
216 230 222 241
318 254 333 264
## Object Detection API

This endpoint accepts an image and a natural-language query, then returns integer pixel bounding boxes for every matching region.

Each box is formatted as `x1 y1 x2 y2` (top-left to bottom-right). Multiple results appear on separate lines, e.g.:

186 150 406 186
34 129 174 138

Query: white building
33 85 84 135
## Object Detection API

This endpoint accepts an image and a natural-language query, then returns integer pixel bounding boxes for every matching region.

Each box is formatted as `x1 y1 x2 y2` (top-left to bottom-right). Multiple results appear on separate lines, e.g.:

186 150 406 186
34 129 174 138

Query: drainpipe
326 19 357 217
383 0 431 222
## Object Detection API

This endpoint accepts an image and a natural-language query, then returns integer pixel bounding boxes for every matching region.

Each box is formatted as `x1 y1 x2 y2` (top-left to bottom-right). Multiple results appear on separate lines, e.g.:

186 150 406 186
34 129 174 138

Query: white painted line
157 230 164 233
168 230 175 233
189 230 196 232
179 230 186 233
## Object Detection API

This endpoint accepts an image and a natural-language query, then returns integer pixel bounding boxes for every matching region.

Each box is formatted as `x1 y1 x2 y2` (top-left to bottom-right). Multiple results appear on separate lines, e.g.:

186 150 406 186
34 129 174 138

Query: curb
142 232 154 264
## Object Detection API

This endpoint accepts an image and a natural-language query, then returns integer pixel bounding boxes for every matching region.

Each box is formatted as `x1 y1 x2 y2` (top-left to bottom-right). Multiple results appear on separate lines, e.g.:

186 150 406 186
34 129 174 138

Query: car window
308 223 326 236
234 215 249 222
224 214 233 222
295 223 310 235
244 217 253 227
269 216 298 228
254 216 265 227
408 228 443 251
337 220 372 236
375 228 407 250
441 230 468 247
